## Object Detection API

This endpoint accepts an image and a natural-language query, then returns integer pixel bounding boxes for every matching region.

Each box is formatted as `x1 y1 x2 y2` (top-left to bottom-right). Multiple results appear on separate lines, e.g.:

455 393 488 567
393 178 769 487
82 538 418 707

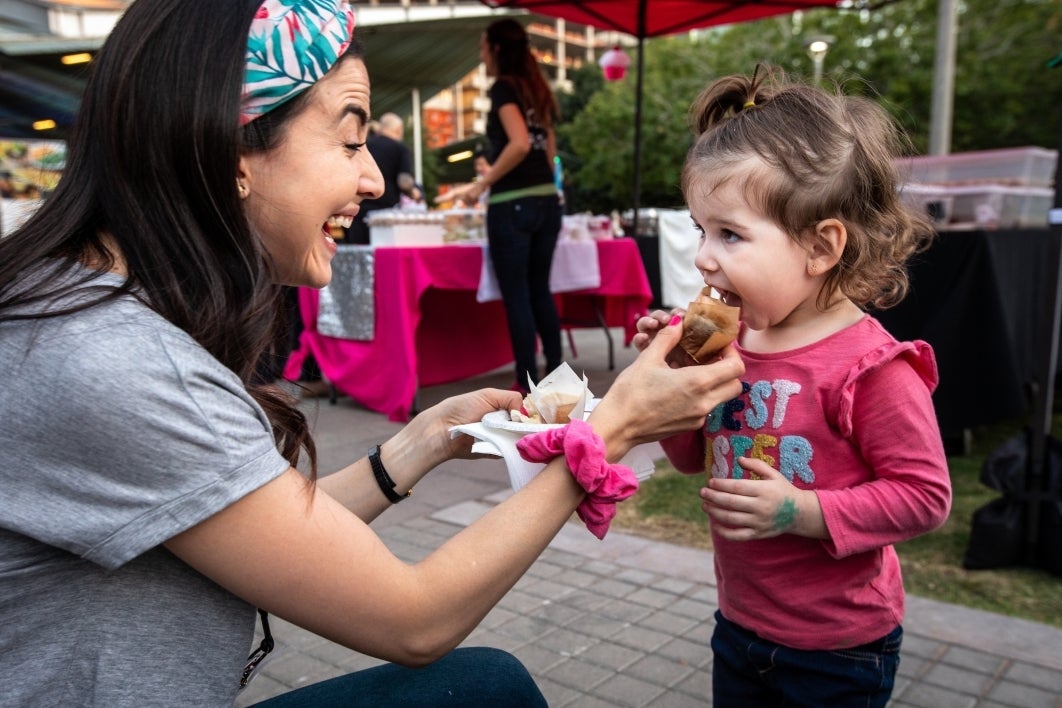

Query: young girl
634 67 952 707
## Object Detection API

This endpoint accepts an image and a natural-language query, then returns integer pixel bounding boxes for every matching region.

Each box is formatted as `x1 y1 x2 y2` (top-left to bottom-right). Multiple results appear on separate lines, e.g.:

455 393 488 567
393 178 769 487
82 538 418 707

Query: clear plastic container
944 185 1054 229
899 184 954 226
369 223 446 247
366 208 484 247
894 147 1057 188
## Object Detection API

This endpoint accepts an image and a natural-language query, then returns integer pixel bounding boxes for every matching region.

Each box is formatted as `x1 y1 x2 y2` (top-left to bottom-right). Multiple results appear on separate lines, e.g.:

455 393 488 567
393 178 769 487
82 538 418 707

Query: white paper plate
481 409 564 434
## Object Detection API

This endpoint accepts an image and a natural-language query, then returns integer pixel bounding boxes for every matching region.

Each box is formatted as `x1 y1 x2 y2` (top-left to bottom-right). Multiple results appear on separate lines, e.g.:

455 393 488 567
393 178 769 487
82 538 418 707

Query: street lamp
804 35 835 84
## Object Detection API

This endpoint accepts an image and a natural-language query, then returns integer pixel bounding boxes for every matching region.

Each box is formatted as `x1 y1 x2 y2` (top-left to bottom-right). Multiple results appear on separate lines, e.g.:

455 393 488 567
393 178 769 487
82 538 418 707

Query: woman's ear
807 218 846 276
236 156 252 198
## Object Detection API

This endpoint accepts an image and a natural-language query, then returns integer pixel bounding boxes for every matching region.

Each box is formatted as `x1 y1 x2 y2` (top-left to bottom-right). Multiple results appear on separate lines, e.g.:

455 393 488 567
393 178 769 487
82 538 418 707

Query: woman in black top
458 18 563 392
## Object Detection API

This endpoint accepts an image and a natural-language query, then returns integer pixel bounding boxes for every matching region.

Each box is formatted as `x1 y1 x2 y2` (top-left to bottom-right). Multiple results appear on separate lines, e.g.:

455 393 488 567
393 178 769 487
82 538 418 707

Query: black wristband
369 444 411 504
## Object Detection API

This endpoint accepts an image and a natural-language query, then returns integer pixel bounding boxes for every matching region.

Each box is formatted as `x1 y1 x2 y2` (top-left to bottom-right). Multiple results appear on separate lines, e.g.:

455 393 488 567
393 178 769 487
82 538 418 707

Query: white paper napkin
449 420 656 491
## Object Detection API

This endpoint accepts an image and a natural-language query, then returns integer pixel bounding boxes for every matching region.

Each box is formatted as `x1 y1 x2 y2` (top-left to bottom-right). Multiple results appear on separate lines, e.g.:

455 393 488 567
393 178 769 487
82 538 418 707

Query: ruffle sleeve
836 339 938 438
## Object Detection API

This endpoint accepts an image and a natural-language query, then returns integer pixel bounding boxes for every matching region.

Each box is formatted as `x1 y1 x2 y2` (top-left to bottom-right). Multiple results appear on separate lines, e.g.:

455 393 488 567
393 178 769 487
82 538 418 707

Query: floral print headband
240 0 357 126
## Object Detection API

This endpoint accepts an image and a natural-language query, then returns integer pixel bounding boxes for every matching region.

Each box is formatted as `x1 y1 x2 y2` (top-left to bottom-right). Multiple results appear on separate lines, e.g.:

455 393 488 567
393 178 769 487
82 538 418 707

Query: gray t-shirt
0 267 291 706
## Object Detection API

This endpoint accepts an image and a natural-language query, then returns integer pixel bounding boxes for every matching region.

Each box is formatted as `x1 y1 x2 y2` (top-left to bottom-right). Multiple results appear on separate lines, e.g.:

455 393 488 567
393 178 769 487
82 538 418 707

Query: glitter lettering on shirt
704 378 815 484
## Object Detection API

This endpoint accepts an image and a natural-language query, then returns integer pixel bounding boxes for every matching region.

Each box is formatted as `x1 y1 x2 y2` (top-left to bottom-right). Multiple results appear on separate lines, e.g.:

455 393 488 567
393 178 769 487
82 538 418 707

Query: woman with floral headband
0 0 744 704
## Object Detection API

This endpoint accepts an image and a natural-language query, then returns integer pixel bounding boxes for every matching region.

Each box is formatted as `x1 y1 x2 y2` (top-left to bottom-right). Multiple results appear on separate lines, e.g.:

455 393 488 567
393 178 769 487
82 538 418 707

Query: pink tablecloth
285 238 652 421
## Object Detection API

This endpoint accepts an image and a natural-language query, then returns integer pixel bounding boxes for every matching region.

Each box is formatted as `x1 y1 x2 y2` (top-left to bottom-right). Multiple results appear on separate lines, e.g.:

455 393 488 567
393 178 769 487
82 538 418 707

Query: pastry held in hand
679 288 740 362
510 362 593 424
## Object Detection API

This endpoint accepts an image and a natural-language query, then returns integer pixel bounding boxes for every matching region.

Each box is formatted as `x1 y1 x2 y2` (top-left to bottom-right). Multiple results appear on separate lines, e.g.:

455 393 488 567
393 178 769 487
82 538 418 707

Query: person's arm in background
396 142 418 199
453 98 528 205
396 172 421 201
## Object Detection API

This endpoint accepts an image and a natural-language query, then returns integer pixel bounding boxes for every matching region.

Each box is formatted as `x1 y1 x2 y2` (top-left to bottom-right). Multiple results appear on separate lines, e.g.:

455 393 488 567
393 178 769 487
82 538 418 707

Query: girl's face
239 57 384 288
687 172 821 334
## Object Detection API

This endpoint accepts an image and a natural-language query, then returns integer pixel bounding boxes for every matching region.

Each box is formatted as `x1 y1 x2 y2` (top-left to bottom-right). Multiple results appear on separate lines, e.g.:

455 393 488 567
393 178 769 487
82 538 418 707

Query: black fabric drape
876 228 1057 439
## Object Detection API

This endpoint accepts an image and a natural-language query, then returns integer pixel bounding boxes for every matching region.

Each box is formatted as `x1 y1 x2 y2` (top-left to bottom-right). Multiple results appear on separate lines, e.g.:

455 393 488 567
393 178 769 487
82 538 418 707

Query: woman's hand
399 387 524 468
462 181 488 205
701 456 828 541
588 315 744 460
433 181 481 206
313 387 521 522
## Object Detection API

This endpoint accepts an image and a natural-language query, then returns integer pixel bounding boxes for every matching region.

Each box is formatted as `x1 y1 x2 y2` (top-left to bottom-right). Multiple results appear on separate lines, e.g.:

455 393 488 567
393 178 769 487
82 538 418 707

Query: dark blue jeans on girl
711 610 902 707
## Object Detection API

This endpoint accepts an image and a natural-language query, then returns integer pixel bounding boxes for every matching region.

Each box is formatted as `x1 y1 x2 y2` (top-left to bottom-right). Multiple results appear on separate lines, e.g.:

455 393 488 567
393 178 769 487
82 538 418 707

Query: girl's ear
807 218 846 276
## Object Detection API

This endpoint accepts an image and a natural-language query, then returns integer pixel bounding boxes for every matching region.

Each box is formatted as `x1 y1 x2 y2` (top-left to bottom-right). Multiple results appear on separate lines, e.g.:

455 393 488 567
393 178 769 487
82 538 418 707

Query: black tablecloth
876 228 1058 439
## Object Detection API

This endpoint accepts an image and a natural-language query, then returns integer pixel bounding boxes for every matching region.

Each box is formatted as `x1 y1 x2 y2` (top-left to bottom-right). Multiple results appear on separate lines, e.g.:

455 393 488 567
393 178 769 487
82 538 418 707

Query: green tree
946 0 1060 152
554 63 607 213
560 0 1061 212
559 38 712 213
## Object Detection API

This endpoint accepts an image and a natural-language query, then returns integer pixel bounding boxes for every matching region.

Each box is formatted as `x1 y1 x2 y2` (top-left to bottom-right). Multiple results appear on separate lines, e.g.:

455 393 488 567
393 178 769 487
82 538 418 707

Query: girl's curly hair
682 65 934 311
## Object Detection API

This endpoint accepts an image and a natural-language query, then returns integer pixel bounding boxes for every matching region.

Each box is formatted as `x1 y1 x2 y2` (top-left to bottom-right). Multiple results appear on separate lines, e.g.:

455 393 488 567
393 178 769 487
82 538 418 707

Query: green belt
487 183 559 205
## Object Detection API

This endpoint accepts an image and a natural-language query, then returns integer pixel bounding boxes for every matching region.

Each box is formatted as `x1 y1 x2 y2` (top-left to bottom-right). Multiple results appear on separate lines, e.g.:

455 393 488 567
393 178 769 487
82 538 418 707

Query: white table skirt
656 207 706 308
476 238 602 303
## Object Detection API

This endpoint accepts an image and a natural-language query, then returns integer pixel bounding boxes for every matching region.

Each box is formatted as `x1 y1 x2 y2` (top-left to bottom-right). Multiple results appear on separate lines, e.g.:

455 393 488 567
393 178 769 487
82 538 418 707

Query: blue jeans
711 610 902 707
251 647 546 707
486 194 563 387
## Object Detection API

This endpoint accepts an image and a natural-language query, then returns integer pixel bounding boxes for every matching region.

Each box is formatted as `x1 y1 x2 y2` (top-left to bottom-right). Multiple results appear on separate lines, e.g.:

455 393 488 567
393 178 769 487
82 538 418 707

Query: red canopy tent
480 0 847 222
480 0 844 37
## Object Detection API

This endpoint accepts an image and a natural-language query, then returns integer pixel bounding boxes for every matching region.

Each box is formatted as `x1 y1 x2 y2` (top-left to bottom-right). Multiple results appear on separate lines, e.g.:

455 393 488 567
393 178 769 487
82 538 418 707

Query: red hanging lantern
598 45 631 81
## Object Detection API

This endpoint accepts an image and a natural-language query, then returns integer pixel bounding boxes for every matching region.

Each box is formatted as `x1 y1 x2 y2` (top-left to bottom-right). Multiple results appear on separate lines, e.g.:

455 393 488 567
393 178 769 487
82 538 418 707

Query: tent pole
1026 75 1062 566
629 1 647 238
928 0 958 155
631 34 645 237
412 87 423 188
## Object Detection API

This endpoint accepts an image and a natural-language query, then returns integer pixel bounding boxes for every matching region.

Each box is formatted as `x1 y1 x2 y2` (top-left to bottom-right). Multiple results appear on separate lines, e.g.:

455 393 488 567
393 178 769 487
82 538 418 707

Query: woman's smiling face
239 56 384 288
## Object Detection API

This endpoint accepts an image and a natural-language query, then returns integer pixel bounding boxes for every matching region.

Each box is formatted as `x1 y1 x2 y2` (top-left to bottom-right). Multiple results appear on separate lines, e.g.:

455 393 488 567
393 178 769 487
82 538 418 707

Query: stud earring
808 263 818 276
237 181 248 198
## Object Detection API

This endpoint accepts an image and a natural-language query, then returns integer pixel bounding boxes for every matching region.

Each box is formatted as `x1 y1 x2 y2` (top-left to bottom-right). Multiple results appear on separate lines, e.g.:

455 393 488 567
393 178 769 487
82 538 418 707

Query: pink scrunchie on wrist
516 419 638 539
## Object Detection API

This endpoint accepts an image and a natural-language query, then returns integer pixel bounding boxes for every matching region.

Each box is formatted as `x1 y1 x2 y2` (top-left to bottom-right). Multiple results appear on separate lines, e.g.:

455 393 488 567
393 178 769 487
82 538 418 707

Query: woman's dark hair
485 18 558 128
0 0 363 476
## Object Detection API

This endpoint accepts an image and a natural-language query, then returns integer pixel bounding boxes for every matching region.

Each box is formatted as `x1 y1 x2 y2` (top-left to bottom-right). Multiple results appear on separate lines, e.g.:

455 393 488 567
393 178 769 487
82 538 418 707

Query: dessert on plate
509 362 593 425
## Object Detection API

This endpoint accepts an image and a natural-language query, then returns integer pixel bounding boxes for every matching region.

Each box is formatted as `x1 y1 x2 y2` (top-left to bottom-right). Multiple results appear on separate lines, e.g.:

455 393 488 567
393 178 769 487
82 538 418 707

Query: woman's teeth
327 215 353 229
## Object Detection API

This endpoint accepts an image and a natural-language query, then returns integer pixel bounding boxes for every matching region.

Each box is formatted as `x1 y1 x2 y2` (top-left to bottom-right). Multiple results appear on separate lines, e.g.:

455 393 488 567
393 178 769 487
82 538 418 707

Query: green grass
615 416 1062 628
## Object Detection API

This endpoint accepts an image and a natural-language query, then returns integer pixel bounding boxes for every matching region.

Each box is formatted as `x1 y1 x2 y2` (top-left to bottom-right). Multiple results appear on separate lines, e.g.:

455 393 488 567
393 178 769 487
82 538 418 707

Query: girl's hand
632 308 681 352
701 457 828 541
588 317 744 460
633 307 697 368
634 307 707 369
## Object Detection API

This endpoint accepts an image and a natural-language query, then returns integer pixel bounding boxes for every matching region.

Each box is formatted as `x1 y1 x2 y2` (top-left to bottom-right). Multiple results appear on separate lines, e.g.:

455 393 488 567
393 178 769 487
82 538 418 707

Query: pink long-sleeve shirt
661 315 951 650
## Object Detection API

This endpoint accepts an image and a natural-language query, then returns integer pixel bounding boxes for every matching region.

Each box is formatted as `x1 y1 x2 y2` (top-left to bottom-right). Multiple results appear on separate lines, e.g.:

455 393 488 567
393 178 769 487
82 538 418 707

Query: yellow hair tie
743 100 756 109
